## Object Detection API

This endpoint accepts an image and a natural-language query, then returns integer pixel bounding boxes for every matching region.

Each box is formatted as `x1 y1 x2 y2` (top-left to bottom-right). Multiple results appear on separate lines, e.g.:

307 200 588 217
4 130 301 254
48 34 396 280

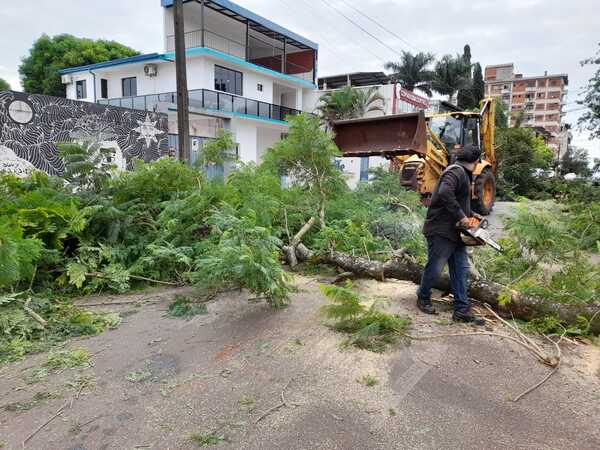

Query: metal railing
166 29 314 83
98 88 303 122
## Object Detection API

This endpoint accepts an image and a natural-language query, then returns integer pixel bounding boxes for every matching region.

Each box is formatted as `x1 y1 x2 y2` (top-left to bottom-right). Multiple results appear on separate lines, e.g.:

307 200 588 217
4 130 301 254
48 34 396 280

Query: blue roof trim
161 0 318 50
58 53 163 75
163 47 316 88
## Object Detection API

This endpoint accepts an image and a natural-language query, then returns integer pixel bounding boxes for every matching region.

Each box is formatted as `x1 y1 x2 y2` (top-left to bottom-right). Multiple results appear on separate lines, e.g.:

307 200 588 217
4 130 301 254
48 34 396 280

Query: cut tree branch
287 246 600 333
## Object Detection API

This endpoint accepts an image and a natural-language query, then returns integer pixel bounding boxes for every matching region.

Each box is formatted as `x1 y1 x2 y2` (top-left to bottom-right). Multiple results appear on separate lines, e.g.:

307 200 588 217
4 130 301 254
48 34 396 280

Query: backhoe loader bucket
332 112 428 158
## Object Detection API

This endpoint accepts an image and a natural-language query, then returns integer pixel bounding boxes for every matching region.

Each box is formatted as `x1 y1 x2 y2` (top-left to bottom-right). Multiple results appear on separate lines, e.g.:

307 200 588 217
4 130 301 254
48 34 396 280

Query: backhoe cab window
430 116 462 147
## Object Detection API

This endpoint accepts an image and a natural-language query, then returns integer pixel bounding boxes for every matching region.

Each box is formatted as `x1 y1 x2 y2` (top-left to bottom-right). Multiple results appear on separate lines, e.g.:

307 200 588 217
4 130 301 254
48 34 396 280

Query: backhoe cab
332 98 497 215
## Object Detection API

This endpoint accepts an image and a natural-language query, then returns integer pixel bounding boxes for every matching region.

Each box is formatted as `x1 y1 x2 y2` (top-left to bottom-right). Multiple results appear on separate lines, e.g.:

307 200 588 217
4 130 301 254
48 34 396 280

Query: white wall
233 120 258 163
256 127 282 162
65 73 95 102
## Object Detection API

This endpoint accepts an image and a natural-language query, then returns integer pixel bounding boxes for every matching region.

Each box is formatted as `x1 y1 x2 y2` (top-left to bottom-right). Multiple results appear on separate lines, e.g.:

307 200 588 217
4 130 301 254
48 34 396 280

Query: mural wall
0 91 169 177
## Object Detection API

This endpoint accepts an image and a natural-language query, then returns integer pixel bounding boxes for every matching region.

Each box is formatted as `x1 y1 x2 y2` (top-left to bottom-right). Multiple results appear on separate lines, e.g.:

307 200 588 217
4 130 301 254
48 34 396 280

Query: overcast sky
1 0 598 157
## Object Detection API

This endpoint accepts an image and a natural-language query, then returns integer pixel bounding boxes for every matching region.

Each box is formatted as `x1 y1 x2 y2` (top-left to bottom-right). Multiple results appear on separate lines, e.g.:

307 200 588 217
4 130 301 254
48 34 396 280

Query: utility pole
174 0 190 164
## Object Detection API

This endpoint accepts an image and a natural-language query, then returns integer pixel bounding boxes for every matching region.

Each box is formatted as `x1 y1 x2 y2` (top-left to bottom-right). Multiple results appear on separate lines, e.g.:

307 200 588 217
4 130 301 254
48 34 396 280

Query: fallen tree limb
22 298 47 328
287 245 600 334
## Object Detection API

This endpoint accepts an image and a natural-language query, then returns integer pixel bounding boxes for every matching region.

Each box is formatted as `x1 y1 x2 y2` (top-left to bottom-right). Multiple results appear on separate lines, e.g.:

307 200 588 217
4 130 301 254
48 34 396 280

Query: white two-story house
60 0 318 165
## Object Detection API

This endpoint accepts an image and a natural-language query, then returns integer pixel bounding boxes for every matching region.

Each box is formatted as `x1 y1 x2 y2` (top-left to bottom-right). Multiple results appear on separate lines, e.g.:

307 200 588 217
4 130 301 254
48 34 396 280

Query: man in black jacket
416 145 485 325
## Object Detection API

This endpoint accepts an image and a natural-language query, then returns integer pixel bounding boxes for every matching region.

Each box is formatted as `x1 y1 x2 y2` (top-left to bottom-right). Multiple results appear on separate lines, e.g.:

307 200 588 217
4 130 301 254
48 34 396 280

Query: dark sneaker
417 297 438 315
452 311 485 326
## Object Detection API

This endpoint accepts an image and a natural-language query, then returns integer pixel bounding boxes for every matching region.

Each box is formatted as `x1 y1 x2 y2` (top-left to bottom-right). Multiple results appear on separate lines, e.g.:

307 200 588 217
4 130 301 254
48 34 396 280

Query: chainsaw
457 218 503 252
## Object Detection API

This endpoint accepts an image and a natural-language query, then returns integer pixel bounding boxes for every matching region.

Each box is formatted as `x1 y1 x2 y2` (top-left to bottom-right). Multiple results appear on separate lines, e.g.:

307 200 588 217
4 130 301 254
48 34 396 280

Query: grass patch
167 296 208 319
45 348 92 370
320 281 410 352
357 374 378 387
126 368 153 383
188 431 226 447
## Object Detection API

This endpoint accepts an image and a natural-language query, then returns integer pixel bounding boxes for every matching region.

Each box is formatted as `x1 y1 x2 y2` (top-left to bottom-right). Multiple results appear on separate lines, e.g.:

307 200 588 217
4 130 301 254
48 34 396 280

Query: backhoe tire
473 168 495 216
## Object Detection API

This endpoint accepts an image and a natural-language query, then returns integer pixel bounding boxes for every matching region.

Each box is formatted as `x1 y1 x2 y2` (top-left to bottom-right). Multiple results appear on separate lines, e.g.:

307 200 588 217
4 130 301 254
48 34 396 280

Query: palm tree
431 54 471 103
384 51 435 96
352 86 385 117
316 86 358 125
316 86 384 127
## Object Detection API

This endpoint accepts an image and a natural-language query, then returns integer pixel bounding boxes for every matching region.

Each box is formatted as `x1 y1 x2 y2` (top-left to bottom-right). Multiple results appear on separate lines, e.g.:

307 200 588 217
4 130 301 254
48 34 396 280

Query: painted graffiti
0 91 169 177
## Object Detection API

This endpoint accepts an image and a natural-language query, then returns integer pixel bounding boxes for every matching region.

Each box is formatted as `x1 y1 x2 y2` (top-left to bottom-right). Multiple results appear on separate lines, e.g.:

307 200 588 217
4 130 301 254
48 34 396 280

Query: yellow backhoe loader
332 98 497 215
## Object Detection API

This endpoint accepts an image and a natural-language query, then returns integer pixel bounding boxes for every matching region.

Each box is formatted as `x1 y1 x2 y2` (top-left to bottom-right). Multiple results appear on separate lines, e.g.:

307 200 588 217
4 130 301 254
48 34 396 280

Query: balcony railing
97 88 303 122
166 29 314 83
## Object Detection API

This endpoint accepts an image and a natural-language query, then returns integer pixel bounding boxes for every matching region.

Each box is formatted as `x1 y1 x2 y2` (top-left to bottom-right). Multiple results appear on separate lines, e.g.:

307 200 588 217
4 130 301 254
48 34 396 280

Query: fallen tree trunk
290 245 600 334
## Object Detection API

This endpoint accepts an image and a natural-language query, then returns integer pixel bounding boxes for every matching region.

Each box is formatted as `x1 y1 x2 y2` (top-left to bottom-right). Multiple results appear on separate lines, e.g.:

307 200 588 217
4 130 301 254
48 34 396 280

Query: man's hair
456 144 482 163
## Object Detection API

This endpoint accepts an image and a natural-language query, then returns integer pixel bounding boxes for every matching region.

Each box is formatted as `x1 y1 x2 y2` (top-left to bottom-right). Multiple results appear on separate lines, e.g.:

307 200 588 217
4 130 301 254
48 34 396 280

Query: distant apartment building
484 63 569 156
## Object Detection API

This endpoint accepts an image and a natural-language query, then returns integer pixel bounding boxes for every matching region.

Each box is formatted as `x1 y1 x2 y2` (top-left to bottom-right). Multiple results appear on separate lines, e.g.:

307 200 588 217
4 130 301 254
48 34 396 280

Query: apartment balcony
163 0 318 84
166 29 314 82
97 88 303 123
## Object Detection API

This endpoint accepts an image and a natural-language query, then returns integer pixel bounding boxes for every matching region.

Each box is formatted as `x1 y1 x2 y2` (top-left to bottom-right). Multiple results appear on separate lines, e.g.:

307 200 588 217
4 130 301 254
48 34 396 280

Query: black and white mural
0 91 169 177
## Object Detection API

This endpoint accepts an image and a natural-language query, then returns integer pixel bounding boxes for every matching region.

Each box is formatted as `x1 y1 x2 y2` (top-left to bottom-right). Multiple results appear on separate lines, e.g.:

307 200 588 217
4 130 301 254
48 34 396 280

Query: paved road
1 278 598 450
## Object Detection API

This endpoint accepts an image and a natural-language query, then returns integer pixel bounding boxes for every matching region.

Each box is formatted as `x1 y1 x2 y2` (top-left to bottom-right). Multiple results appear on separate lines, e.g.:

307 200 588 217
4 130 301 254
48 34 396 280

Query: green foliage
495 127 554 198
19 33 139 97
126 368 153 383
522 315 595 337
357 374 378 387
431 54 471 101
559 146 592 178
316 86 384 125
188 431 226 447
194 209 293 308
494 97 508 129
45 347 92 370
263 113 344 224
0 219 43 289
0 78 10 91
320 281 411 352
59 142 116 191
197 130 237 169
384 51 435 96
0 294 120 364
578 42 600 139
167 295 208 319
109 157 200 206
313 220 391 260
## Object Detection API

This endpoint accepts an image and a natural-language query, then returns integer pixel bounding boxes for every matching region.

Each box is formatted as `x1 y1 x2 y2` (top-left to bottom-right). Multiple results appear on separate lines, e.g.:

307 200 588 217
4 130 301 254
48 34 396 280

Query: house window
122 77 137 97
359 157 369 182
100 79 108 99
76 80 87 99
257 83 263 92
215 65 242 96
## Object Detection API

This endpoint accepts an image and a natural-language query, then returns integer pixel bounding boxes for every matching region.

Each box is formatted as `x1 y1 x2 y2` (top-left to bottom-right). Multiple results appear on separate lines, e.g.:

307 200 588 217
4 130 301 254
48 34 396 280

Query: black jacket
423 163 472 243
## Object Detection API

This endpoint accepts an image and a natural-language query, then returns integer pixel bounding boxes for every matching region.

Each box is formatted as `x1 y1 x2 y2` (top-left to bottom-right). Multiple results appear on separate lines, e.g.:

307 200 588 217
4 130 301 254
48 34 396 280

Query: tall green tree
494 97 508 129
457 45 474 109
495 128 554 197
472 63 485 105
19 34 139 97
384 51 435 96
431 54 471 103
0 78 10 91
560 146 592 177
578 43 600 139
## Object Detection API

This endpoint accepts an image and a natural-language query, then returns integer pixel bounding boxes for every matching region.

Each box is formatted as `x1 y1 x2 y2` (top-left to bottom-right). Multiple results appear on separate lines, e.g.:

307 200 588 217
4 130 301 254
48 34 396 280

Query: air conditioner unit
61 74 73 84
144 64 158 77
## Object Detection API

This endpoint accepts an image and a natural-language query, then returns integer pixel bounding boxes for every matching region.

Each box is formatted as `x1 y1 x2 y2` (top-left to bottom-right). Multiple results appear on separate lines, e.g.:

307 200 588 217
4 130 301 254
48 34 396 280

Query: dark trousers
417 235 471 313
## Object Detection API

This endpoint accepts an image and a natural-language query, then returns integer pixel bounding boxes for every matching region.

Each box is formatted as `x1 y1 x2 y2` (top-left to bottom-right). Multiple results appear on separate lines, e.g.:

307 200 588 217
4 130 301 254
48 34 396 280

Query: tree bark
290 246 600 334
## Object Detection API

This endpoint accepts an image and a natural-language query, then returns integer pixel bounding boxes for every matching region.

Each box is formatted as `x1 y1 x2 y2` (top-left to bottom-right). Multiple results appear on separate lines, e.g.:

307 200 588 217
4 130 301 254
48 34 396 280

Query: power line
295 0 388 64
337 0 416 51
317 0 403 59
